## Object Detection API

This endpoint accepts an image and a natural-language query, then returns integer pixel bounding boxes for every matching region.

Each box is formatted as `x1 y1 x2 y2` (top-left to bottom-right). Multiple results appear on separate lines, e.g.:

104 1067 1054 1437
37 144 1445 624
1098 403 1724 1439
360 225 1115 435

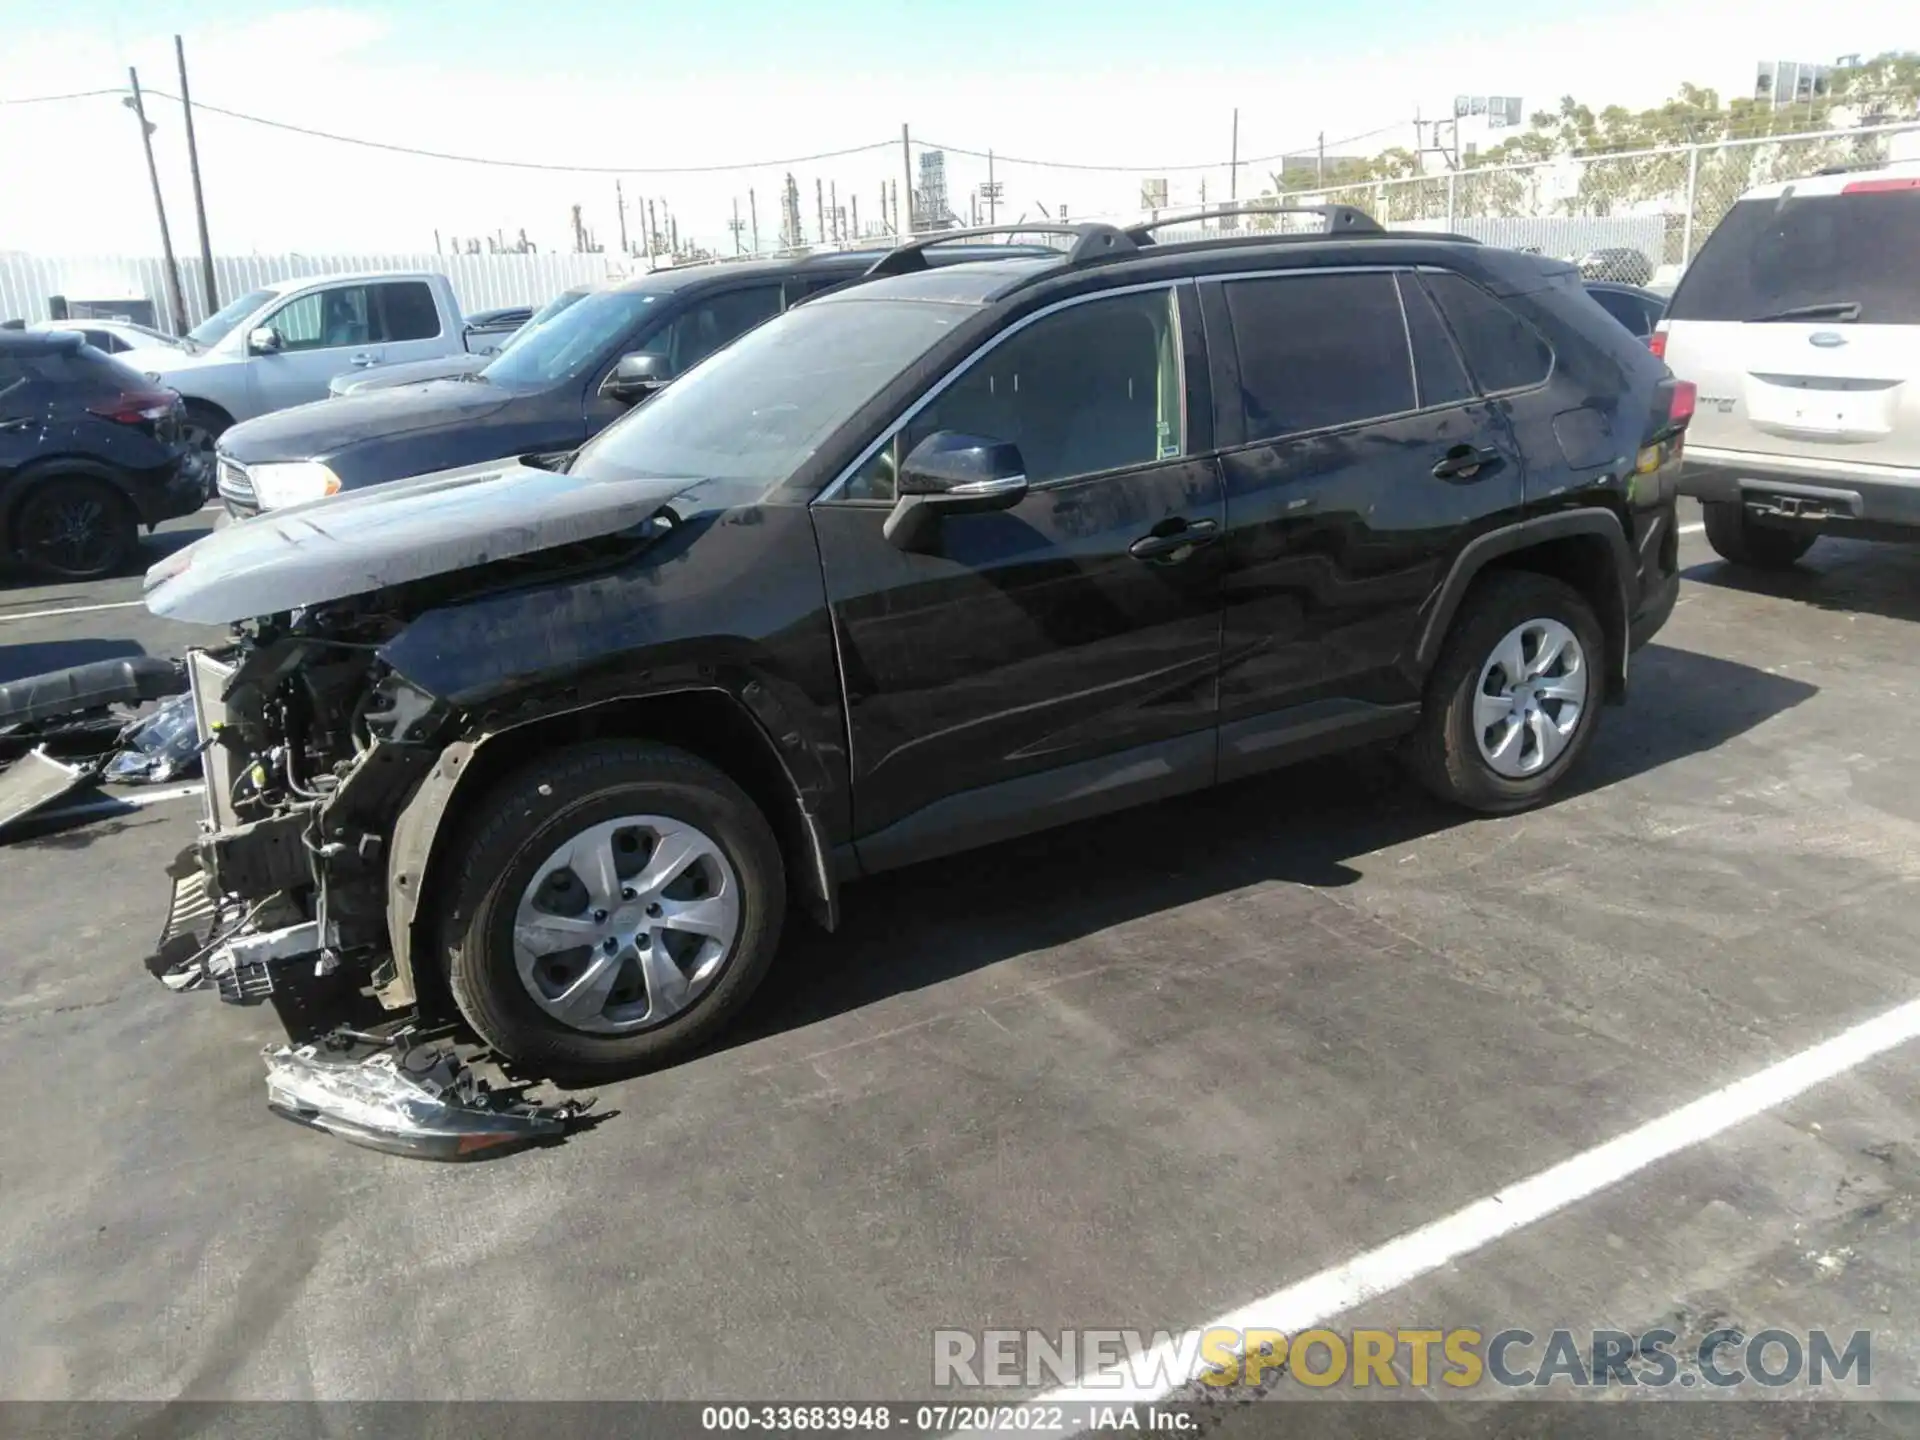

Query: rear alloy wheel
1702 500 1815 570
1406 571 1605 813
445 742 785 1078
14 476 138 579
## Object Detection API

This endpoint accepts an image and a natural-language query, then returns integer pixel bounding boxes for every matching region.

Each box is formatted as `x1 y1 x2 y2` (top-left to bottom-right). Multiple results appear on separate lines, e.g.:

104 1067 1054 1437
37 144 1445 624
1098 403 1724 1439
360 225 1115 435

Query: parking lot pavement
4 517 1920 1409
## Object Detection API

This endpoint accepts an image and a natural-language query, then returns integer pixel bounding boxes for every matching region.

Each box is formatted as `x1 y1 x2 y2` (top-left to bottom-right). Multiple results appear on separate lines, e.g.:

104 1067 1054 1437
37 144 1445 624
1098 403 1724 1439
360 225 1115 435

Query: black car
1583 280 1666 343
145 212 1691 1084
219 248 1052 515
1576 247 1655 286
1 331 202 578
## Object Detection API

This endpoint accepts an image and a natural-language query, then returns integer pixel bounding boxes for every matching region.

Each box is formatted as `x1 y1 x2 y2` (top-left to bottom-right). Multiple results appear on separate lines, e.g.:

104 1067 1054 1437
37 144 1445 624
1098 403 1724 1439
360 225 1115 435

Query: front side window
1225 272 1415 441
480 290 662 388
264 286 373 352
1423 272 1553 393
188 288 275 349
641 286 783 376
845 288 1184 501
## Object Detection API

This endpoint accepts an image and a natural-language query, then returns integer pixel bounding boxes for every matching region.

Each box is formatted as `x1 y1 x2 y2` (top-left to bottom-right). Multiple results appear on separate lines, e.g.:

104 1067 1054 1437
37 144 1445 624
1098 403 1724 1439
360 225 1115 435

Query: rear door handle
1129 517 1219 561
1433 445 1504 481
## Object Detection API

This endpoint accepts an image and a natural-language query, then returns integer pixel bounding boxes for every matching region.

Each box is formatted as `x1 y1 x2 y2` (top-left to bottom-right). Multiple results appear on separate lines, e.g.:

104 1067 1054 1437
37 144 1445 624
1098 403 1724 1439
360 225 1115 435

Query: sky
0 0 1910 261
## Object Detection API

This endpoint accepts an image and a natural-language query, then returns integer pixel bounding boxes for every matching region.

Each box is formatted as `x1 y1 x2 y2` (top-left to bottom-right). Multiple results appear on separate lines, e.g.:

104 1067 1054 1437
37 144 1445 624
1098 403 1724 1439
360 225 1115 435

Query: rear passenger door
1204 267 1524 777
370 280 450 368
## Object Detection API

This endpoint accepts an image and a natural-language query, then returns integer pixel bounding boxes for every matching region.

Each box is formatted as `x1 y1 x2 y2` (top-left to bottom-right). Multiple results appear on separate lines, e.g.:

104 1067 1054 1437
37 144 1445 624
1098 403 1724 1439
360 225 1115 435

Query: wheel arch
0 456 141 553
380 686 839 1013
1411 510 1634 703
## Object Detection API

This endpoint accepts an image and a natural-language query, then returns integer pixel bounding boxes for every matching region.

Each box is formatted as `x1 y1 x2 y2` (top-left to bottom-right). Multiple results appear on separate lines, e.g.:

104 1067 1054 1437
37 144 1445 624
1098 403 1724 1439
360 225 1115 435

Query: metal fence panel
0 251 628 333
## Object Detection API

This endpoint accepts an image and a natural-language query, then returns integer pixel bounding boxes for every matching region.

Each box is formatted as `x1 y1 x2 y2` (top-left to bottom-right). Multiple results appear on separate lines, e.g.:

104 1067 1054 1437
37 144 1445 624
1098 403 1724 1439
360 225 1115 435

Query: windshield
480 290 660 387
572 298 967 488
187 287 276 348
495 288 592 355
1667 189 1919 325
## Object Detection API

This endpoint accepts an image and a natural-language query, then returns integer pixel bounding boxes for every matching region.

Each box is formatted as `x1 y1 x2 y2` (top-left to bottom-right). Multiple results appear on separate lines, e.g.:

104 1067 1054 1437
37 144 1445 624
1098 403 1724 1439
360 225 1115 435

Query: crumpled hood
222 381 515 464
143 459 696 625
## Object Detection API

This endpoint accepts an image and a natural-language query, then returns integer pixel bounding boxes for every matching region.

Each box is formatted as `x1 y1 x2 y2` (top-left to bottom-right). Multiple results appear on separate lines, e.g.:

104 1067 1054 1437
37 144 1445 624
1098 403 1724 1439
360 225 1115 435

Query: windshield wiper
1747 301 1861 323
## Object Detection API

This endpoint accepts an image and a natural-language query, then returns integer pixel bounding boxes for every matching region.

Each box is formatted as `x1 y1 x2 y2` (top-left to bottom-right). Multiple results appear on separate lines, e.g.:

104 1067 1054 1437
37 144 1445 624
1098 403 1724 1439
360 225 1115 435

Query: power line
918 124 1410 173
0 88 128 105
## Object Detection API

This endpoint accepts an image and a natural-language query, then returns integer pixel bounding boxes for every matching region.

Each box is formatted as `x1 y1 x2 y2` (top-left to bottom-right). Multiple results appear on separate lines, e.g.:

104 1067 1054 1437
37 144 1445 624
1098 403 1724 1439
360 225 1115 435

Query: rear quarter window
1422 272 1554 392
1667 189 1919 325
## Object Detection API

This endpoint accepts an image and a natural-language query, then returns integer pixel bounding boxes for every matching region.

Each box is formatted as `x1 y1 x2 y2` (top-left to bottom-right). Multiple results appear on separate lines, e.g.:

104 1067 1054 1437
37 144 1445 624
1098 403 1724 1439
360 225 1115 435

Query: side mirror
883 431 1028 553
601 351 672 402
247 326 282 355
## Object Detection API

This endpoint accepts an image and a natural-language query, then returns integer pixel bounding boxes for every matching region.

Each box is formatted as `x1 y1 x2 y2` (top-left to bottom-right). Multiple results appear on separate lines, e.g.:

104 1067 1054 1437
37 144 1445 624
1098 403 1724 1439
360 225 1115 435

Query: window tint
1423 272 1553 392
1666 191 1920 325
375 282 441 342
1225 273 1413 440
1587 287 1656 336
844 288 1183 500
80 328 124 352
662 286 783 374
265 286 373 351
1395 274 1474 408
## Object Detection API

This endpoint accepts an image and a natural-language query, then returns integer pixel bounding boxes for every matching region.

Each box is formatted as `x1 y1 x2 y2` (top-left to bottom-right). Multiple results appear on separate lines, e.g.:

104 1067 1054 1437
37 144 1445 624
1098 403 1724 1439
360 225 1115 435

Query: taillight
1648 327 1668 361
87 389 177 425
1843 176 1920 193
1669 379 1696 427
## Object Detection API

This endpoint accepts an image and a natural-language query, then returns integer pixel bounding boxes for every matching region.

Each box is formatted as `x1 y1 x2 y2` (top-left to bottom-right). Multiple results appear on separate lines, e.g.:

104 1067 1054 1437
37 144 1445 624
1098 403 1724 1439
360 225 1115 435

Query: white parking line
992 995 1920 1420
26 783 205 825
0 599 146 624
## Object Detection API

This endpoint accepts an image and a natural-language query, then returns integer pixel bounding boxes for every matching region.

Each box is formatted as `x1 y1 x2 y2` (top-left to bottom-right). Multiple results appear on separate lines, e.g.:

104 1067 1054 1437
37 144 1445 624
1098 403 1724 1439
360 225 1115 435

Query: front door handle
348 353 380 368
1129 516 1219 561
1433 444 1504 481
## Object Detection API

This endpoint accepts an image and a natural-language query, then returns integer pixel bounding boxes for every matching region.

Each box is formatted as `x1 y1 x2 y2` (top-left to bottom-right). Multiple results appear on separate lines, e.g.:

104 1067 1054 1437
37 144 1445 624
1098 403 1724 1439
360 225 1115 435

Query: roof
243 269 449 294
608 244 1066 299
0 328 85 353
1736 157 1920 202
817 255 1066 307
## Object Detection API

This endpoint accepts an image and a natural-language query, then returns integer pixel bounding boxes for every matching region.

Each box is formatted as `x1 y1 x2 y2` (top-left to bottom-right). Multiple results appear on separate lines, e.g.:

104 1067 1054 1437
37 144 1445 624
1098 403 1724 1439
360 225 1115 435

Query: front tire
1407 571 1605 814
179 401 230 492
444 742 785 1078
1702 500 1815 569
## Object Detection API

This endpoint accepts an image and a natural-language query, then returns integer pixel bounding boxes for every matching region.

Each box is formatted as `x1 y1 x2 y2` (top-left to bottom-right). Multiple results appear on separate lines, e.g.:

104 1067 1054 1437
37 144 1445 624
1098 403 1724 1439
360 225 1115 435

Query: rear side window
1423 273 1553 393
1666 190 1919 325
1223 273 1414 440
375 281 443 342
1395 275 1475 407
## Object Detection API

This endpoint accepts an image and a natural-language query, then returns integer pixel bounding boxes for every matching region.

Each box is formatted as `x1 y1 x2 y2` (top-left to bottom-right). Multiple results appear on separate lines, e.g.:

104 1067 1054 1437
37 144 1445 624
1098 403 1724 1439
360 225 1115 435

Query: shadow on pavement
0 637 147 684
1682 538 1920 626
726 642 1818 1055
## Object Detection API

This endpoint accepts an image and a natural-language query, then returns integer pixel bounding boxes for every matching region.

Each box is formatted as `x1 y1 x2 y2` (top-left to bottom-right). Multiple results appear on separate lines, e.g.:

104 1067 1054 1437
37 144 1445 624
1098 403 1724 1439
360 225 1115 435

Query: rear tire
13 475 139 580
1406 570 1606 814
1702 501 1815 569
444 741 785 1079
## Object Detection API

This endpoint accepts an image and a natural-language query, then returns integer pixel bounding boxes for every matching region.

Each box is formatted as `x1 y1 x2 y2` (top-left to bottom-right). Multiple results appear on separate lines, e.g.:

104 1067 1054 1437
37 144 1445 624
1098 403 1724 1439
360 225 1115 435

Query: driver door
810 283 1227 872
247 283 381 412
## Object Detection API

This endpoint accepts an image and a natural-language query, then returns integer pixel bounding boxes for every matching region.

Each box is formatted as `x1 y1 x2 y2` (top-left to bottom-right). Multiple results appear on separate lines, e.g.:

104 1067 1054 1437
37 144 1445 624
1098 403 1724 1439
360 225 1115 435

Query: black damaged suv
145 208 1692 1079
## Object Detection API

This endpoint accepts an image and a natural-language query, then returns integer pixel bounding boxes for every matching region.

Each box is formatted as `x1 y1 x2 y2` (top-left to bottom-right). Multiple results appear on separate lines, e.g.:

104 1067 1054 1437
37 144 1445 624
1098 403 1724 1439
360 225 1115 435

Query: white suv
1660 161 1918 568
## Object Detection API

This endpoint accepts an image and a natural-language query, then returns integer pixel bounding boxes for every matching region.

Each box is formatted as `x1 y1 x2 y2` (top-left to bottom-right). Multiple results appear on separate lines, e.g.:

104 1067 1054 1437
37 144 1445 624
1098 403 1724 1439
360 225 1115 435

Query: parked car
143 209 1692 1081
463 305 535 351
1661 161 1918 568
117 271 490 483
1577 247 1654 286
31 318 183 354
1583 281 1666 343
215 248 1051 515
1 331 202 578
327 285 599 398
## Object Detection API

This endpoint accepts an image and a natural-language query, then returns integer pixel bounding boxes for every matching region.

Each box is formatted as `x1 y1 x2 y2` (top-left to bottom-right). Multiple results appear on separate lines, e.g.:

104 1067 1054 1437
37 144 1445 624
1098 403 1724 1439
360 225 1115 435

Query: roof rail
863 222 1136 277
1124 202 1382 243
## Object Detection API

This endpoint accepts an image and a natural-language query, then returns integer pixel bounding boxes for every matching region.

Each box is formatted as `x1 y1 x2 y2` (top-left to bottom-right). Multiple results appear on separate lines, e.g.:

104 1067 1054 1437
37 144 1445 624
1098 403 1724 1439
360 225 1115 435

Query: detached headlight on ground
249 461 342 509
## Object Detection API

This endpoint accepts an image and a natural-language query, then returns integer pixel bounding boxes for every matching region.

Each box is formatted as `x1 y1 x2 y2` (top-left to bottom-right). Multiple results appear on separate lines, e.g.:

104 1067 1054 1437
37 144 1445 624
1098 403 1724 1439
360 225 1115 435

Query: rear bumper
129 458 210 527
1680 450 1920 532
1627 501 1681 655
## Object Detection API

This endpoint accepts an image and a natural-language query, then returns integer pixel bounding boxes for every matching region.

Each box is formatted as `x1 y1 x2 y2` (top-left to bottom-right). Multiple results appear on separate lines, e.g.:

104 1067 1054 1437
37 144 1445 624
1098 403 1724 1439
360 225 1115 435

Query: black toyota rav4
143 208 1692 1084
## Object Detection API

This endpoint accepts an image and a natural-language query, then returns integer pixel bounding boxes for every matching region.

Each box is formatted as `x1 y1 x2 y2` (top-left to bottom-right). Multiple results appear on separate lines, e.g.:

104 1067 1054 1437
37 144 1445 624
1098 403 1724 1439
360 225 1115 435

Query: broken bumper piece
263 1040 591 1160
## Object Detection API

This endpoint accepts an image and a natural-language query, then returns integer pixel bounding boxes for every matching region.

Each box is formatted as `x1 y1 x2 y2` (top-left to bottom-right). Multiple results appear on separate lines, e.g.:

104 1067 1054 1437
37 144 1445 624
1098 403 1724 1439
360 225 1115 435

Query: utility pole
729 198 745 255
816 177 826 245
748 188 759 254
647 199 659 264
126 68 187 336
892 180 901 235
830 181 839 242
173 36 217 318
900 124 915 235
1317 131 1326 187
616 179 630 256
880 184 890 235
851 194 860 239
1229 107 1239 203
987 149 997 225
